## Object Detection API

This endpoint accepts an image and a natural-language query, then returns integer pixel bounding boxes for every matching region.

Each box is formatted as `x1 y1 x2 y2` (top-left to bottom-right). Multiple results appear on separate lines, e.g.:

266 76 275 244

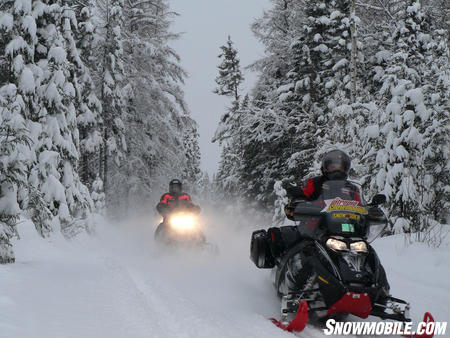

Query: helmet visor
322 150 351 178
169 183 182 194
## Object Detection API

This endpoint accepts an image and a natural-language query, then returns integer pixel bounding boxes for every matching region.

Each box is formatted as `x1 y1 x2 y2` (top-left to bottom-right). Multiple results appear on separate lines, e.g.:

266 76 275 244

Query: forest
0 0 448 263
213 0 448 244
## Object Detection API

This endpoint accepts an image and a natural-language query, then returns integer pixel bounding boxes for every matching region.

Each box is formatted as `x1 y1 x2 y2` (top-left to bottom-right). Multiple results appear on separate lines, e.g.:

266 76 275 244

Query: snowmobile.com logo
323 319 447 336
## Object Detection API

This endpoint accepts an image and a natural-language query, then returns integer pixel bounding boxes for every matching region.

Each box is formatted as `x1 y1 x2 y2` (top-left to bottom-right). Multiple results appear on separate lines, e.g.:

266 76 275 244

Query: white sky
169 0 272 177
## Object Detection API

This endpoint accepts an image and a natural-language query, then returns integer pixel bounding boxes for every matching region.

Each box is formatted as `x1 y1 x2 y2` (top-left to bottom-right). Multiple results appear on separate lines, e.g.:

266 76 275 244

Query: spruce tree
373 1 435 235
72 1 103 189
0 85 31 263
214 36 244 103
182 122 202 194
421 26 449 225
31 0 93 237
213 36 246 200
96 0 127 207
0 0 53 238
112 0 191 212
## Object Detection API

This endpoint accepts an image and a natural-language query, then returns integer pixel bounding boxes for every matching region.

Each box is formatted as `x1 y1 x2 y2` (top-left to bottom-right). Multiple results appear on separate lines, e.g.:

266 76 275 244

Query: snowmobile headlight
350 241 368 253
326 238 348 251
169 215 196 231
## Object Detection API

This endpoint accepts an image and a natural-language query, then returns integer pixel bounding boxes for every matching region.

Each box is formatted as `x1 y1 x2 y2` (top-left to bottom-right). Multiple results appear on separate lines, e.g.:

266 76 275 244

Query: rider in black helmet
157 179 195 216
321 149 351 180
168 179 182 195
270 150 357 257
155 179 201 240
283 149 352 200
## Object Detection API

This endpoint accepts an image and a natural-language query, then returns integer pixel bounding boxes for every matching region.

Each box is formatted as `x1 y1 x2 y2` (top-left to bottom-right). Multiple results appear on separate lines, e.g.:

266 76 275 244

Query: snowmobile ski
403 312 435 338
270 300 308 332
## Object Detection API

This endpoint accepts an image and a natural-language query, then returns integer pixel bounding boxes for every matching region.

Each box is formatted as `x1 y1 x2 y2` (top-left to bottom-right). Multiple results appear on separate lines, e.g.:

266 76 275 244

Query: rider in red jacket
155 179 200 239
156 179 195 216
269 150 359 256
283 149 354 201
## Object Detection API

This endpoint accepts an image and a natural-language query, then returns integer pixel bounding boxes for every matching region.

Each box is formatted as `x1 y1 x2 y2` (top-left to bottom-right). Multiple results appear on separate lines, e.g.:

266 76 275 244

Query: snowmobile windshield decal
322 198 367 214
341 223 355 232
333 213 361 220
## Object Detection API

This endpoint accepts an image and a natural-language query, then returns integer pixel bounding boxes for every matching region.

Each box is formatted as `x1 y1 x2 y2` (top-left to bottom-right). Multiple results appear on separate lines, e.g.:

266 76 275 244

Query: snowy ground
1 209 449 338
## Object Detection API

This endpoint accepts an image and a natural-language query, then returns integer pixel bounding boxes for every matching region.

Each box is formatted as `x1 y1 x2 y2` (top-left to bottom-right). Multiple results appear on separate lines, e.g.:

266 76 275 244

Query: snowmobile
155 202 217 252
250 180 434 335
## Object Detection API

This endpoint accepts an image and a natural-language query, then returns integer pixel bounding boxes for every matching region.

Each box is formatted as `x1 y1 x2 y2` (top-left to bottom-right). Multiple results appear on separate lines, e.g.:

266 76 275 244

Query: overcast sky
169 0 272 177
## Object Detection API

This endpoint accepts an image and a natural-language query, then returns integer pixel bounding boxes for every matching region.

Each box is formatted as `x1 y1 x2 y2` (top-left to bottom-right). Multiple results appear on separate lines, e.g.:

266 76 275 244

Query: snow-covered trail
1 209 449 338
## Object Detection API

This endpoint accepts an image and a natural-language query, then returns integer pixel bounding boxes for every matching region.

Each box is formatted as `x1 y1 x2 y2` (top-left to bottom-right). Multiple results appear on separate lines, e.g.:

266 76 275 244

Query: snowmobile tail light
350 241 368 253
169 215 196 231
326 238 348 251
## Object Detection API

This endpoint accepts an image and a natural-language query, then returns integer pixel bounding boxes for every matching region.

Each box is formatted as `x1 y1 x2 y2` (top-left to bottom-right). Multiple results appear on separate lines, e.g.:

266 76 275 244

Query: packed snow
1 208 448 338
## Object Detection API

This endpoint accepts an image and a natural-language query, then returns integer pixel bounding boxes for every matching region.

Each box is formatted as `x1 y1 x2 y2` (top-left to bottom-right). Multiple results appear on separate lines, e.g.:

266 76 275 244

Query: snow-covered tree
102 0 193 215
213 37 247 199
31 1 94 237
182 122 202 194
0 0 95 238
0 84 31 263
95 0 127 206
214 36 244 103
91 175 105 213
372 1 440 235
72 1 103 188
421 27 449 225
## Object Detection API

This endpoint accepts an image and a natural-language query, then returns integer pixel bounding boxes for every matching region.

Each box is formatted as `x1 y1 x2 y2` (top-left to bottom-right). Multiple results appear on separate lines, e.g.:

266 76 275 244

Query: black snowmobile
155 200 217 252
250 180 434 334
155 200 204 245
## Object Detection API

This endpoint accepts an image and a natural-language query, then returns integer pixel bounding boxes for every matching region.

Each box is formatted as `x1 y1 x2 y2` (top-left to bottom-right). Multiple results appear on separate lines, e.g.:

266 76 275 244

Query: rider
155 179 200 238
282 149 352 201
157 179 195 216
269 150 357 256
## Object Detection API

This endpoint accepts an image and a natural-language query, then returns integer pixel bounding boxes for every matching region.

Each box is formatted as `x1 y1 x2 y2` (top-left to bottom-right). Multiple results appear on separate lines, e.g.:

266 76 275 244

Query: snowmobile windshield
293 180 370 239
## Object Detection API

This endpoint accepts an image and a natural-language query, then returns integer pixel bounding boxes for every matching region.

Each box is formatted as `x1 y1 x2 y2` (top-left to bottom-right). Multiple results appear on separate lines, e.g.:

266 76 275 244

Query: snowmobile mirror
370 194 386 206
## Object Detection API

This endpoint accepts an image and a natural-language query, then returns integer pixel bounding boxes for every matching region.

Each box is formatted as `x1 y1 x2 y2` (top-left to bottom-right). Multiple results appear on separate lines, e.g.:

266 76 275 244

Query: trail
0 206 448 338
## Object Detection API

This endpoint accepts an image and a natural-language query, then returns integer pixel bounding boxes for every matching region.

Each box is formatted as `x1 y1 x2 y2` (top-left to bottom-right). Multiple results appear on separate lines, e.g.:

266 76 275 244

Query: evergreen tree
112 0 191 213
213 36 246 200
0 84 31 263
0 0 55 238
72 1 103 189
96 0 127 207
91 175 105 213
1 0 94 240
373 1 436 235
237 0 355 211
182 122 202 194
214 36 244 103
31 0 93 237
421 27 449 225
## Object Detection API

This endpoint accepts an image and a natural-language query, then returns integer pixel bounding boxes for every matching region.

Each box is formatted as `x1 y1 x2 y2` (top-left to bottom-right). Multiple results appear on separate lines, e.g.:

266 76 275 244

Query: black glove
282 182 304 198
281 181 292 190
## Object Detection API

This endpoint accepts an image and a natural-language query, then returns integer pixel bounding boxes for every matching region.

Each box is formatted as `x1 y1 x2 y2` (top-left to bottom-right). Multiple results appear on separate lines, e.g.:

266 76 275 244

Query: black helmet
321 150 351 180
169 179 182 195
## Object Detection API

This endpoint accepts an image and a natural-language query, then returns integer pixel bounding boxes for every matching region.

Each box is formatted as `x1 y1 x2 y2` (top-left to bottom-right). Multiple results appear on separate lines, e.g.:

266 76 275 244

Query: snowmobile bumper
326 291 372 318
